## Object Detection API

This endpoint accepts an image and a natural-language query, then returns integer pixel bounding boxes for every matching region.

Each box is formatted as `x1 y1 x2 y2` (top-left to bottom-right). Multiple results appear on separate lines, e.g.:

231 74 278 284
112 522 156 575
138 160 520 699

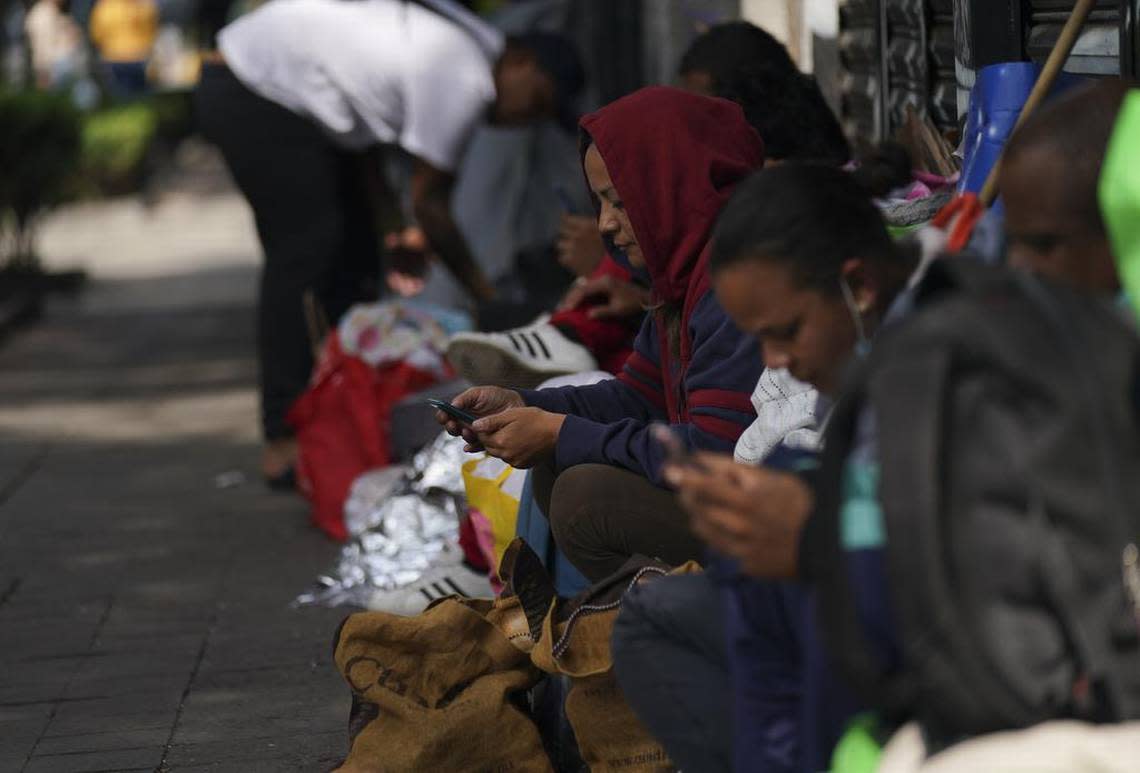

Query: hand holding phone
432 387 526 454
427 398 478 427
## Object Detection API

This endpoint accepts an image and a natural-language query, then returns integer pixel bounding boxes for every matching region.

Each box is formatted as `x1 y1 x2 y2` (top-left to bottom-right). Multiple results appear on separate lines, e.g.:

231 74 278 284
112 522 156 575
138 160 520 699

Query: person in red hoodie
445 21 849 389
437 86 765 580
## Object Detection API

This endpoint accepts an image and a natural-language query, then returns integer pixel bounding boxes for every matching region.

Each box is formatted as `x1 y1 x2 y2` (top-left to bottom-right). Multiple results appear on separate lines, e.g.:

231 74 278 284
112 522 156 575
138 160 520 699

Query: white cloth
218 0 503 168
879 720 1140 773
537 371 613 389
24 0 81 77
734 369 821 465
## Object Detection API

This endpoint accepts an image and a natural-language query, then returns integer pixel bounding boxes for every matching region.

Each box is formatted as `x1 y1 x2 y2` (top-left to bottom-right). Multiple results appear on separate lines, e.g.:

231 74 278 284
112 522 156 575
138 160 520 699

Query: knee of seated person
615 580 652 623
612 576 716 676
611 585 669 678
618 574 705 635
547 464 613 548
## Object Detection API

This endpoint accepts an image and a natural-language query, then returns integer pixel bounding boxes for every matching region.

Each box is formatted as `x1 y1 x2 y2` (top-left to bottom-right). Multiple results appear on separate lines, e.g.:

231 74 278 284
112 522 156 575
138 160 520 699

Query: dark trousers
531 462 703 582
102 60 148 98
612 573 733 772
194 63 380 439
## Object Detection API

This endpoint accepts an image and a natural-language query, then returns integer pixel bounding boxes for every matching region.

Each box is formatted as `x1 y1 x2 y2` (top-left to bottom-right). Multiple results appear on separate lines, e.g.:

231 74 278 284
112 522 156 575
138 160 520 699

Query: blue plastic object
958 62 1085 214
514 471 591 597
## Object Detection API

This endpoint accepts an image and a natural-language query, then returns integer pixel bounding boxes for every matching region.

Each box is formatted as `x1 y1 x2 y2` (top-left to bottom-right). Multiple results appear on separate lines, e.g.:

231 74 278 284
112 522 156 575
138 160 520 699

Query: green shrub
0 88 196 267
79 102 159 194
150 89 195 143
0 90 82 268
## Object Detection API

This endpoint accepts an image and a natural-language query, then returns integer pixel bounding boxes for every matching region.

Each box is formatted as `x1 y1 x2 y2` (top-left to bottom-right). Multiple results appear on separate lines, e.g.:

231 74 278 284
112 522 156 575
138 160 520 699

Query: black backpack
812 259 1140 741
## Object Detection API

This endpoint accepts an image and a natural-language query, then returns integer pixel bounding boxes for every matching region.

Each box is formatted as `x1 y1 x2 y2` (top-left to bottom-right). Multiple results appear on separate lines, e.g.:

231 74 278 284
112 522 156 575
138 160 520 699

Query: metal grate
838 0 959 143
837 0 1140 144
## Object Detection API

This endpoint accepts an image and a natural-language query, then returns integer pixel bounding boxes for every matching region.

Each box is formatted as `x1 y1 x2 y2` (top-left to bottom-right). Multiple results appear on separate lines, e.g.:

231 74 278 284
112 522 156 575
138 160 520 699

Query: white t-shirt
218 0 503 170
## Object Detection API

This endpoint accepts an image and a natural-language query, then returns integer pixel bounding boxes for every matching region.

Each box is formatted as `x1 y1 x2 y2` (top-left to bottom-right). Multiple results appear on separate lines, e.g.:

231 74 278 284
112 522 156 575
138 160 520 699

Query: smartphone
427 398 478 426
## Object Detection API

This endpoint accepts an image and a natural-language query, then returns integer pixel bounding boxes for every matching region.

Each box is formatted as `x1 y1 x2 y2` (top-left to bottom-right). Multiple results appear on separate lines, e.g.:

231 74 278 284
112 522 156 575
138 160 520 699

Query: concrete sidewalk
0 181 352 771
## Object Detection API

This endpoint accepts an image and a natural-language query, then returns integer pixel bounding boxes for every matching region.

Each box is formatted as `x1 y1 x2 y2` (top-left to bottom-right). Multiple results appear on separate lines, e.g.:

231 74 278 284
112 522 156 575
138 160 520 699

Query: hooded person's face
583 143 645 268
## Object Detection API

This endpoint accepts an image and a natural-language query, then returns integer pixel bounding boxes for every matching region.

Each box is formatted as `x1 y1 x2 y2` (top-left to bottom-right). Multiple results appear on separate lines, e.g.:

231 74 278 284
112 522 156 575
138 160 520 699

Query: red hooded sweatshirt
521 86 765 484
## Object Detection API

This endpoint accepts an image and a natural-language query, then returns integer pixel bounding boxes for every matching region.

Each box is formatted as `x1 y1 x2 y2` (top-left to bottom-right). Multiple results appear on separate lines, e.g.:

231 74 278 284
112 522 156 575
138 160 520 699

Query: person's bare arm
411 158 495 301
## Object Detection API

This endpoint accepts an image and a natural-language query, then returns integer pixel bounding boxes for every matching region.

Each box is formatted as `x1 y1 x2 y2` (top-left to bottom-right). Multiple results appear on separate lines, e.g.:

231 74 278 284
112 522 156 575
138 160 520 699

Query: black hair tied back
711 164 898 293
849 141 913 199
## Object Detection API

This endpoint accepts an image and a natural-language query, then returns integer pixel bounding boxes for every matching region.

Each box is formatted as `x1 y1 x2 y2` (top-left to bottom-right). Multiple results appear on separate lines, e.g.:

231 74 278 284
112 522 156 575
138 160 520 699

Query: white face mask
839 275 871 358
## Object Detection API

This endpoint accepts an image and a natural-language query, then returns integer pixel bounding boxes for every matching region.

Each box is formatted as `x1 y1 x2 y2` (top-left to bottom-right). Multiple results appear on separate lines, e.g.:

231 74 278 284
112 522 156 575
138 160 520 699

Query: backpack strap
813 343 952 722
812 377 913 716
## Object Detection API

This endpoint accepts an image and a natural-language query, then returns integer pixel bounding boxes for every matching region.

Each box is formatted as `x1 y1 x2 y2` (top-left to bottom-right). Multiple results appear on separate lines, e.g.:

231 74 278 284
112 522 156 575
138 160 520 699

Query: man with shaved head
1001 79 1135 293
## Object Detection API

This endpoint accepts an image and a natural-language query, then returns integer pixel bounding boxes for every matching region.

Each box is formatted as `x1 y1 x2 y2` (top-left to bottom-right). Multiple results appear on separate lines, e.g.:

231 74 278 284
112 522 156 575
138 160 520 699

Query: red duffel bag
287 336 442 540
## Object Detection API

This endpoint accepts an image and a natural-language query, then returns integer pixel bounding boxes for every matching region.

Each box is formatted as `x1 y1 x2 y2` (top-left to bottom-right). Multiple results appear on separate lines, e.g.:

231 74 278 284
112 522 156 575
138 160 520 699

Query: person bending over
1001 78 1134 294
195 0 582 483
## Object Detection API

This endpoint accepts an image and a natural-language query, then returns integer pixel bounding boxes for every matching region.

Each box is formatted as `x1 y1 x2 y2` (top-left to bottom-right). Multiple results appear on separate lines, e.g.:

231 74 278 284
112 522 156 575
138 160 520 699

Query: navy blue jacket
521 291 761 485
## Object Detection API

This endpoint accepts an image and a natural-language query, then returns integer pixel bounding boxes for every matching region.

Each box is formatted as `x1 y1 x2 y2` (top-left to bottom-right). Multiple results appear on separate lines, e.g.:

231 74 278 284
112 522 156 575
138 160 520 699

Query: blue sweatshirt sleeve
518 316 664 423
522 291 762 484
519 316 665 424
681 291 765 446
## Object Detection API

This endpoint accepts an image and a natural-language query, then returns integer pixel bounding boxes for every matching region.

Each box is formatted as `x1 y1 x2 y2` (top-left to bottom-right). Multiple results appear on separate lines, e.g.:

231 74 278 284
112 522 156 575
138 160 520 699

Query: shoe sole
446 339 574 390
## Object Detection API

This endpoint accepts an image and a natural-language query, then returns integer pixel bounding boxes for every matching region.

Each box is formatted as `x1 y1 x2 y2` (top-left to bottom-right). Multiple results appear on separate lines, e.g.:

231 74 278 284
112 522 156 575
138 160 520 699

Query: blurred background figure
89 0 157 98
24 0 82 89
195 0 582 485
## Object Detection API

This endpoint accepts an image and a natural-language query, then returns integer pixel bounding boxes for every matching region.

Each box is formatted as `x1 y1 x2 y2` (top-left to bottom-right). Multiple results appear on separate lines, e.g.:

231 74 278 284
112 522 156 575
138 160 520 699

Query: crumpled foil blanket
294 431 468 608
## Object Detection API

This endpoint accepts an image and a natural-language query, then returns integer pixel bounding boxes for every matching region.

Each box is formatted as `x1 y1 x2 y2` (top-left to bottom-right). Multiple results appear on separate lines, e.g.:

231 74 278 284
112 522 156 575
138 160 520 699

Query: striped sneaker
365 562 494 617
446 321 598 389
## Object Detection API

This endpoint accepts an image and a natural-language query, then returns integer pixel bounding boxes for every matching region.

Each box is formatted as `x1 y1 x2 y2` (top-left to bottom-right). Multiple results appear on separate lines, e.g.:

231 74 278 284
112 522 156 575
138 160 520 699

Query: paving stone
42 712 174 739
0 701 53 725
163 730 345 769
0 715 53 757
60 672 188 701
173 688 345 742
0 753 31 769
0 657 86 692
33 727 170 756
0 683 68 707
0 185 350 770
3 620 105 661
0 597 111 624
24 746 161 772
68 651 201 683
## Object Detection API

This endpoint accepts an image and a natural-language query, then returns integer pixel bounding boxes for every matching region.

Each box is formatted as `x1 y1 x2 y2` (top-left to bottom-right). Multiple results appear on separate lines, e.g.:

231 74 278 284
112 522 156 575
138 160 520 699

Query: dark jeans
194 63 380 439
102 60 148 98
531 462 703 582
612 573 732 772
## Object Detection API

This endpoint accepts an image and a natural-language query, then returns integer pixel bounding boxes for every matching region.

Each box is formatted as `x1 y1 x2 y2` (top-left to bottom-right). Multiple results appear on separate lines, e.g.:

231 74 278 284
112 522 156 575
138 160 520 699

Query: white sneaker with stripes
365 561 494 617
446 320 598 389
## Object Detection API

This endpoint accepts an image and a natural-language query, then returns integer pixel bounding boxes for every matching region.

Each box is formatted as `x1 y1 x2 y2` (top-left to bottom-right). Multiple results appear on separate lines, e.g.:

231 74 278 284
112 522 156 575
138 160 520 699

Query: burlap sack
530 560 700 772
332 594 552 772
